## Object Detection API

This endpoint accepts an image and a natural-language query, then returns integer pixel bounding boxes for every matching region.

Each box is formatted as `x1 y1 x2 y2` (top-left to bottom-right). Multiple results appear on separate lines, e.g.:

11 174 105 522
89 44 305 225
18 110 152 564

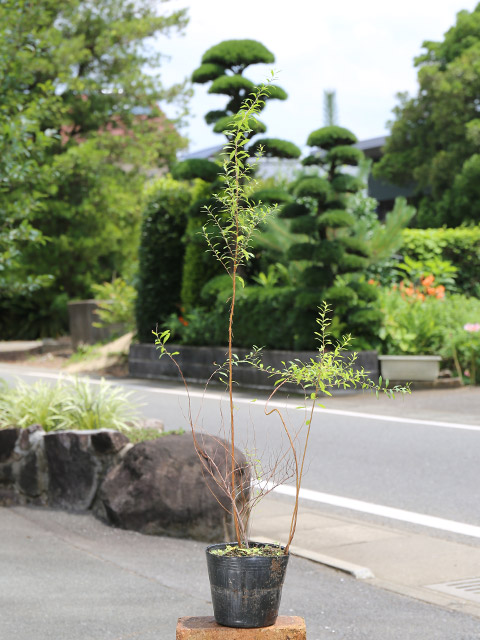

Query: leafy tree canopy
171 159 221 183
208 74 256 96
307 126 357 150
249 138 301 159
191 63 225 84
213 114 267 136
201 39 274 71
0 0 189 336
374 3 480 226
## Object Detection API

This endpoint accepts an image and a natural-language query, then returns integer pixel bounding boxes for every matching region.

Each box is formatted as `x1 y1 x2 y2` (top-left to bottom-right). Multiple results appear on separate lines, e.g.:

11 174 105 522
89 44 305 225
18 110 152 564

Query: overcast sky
157 0 478 153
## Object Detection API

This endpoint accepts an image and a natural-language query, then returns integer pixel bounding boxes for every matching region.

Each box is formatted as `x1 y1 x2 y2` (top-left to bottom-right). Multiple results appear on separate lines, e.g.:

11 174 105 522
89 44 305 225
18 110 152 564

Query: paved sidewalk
3 506 480 640
249 385 480 620
316 384 480 426
251 495 480 619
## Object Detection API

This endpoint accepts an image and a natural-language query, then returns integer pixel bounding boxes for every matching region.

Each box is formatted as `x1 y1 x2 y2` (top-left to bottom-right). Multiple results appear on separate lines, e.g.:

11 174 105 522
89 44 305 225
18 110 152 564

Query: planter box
378 355 442 382
129 343 379 392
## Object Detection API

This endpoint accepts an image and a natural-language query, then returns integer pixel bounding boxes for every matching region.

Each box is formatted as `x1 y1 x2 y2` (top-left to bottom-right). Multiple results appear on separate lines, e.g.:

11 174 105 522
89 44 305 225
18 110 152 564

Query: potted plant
154 80 409 628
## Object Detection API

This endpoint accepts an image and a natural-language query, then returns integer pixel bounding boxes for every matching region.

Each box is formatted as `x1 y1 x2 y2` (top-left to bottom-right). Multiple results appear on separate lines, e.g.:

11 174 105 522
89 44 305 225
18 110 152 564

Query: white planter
378 355 442 381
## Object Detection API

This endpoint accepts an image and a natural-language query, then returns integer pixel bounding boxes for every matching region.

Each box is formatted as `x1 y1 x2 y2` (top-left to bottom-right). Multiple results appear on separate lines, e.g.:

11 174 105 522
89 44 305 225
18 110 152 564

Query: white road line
5 368 480 433
271 484 480 539
6 366 480 538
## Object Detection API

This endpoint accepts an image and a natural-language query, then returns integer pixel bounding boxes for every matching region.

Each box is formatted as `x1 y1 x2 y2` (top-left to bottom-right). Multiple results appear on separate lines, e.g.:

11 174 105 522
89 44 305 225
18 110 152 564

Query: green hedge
174 286 318 350
171 283 381 352
401 226 480 296
135 177 192 343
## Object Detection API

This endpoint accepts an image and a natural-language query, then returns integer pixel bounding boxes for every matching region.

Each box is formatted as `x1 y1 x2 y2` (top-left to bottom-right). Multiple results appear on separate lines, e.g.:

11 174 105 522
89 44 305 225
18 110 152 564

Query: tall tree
0 0 189 337
173 40 301 310
280 125 383 345
374 3 480 227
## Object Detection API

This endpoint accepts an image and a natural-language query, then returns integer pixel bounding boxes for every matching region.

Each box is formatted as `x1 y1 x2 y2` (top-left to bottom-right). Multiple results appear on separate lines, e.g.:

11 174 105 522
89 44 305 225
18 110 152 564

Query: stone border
0 427 241 542
129 343 379 390
0 426 130 510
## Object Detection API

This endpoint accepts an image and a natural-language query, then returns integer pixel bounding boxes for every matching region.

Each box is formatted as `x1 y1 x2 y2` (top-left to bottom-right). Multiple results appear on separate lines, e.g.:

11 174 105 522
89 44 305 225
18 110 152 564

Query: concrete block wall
129 343 379 391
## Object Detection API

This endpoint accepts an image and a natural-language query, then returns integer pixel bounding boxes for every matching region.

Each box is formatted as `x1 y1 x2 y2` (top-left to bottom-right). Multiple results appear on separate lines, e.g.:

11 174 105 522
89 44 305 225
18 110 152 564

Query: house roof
354 136 386 160
179 144 223 161
182 136 388 163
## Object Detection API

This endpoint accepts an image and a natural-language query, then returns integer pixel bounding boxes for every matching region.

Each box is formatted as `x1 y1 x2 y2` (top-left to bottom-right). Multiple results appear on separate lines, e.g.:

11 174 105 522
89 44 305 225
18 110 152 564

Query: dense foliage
136 177 192 343
377 285 480 383
171 40 298 312
400 227 480 297
374 3 480 226
0 0 189 338
278 125 384 347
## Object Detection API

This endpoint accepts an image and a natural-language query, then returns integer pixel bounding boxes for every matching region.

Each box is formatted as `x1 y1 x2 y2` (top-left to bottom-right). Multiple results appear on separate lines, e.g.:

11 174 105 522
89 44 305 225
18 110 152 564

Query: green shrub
306 126 357 150
317 210 356 229
213 114 266 135
92 278 136 333
378 286 480 381
205 109 229 124
135 177 192 343
191 63 225 84
249 188 293 205
327 145 363 166
0 377 139 433
278 203 310 219
208 75 255 95
171 159 221 183
0 289 69 339
249 138 301 159
293 176 330 200
170 284 306 350
401 226 480 296
180 214 224 310
201 39 275 67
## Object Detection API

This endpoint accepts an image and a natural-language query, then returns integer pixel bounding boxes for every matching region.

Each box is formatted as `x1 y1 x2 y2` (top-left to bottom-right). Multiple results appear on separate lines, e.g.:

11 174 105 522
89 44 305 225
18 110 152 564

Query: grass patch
127 427 185 444
0 376 139 432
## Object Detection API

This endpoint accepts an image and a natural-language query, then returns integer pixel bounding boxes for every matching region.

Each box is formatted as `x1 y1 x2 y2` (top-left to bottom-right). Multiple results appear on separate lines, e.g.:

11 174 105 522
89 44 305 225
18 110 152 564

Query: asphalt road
1 364 480 540
3 506 480 640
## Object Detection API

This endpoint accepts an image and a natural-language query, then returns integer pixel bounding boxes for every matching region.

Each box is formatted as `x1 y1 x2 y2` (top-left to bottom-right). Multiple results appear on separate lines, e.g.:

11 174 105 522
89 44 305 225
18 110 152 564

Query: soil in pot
206 541 289 628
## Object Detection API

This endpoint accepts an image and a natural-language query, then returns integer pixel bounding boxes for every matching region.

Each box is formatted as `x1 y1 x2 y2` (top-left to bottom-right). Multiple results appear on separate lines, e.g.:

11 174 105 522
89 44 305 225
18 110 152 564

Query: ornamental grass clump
155 79 410 554
0 377 139 434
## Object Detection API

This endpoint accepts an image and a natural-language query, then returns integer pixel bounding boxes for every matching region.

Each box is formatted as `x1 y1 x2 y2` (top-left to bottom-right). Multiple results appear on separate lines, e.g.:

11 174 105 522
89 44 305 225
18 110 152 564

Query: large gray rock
44 431 101 510
0 428 20 462
95 433 249 542
0 428 20 506
44 430 129 511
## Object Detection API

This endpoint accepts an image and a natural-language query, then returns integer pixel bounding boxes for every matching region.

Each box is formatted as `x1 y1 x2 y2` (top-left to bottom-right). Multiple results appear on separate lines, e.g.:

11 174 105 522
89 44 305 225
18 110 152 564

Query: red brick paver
176 616 306 640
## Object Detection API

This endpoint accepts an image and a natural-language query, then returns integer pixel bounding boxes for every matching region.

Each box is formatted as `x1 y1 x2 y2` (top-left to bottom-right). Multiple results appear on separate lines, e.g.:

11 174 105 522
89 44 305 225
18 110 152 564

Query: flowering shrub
397 275 445 302
378 285 480 384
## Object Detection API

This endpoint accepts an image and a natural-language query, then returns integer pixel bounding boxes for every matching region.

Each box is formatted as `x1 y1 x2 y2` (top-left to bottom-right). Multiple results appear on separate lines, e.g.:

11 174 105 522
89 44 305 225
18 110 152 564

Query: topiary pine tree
280 125 382 347
173 40 301 310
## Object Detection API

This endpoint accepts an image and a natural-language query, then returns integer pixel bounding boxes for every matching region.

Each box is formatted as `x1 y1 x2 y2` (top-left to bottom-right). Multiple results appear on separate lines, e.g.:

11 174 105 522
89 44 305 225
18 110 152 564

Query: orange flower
178 316 189 326
368 278 377 286
435 285 445 299
421 274 435 287
417 292 425 301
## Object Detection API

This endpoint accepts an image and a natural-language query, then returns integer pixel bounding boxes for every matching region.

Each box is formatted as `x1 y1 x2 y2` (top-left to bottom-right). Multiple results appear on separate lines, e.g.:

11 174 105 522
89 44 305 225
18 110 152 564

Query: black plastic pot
206 541 289 628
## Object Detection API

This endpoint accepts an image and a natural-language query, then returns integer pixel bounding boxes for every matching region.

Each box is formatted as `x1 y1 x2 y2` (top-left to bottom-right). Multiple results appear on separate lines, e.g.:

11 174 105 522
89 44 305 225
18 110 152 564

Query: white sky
156 0 478 152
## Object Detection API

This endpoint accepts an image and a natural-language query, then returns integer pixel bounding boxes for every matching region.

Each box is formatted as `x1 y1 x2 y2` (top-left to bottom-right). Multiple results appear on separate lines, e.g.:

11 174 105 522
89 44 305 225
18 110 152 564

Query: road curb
254 536 374 580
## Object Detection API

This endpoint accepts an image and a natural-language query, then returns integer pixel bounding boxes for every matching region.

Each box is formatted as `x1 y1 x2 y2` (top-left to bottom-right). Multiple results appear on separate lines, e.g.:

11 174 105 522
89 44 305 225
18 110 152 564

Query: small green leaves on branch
245 302 410 399
202 77 280 277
